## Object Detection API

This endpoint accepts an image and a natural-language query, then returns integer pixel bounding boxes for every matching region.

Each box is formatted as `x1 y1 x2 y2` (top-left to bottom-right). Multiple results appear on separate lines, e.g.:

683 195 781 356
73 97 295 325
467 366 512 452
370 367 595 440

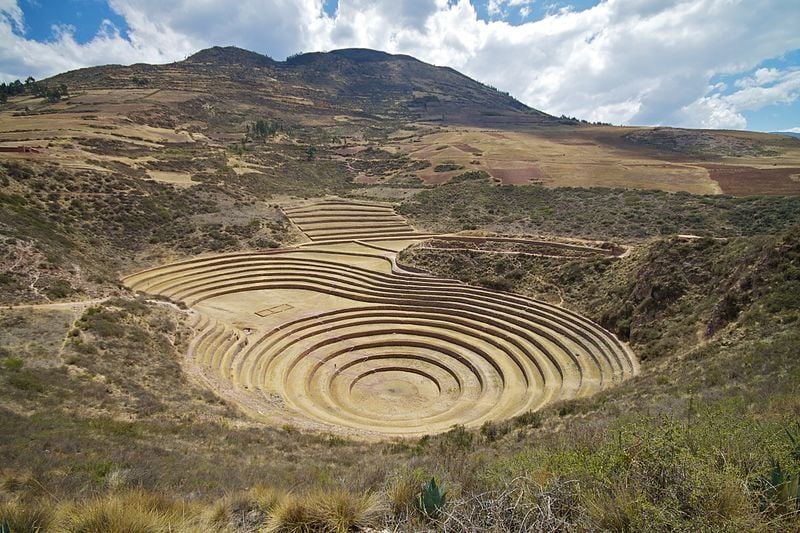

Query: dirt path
5 298 109 311
415 245 605 259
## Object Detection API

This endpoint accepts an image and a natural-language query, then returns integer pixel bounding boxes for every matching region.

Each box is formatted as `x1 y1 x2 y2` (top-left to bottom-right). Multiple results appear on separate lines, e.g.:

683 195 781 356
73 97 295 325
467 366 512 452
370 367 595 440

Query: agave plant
786 422 800 462
417 477 446 519
763 460 799 514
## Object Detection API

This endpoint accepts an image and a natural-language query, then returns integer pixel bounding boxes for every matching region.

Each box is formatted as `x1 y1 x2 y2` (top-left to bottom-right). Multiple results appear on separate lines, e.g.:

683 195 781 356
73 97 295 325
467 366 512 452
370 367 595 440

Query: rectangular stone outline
255 303 294 317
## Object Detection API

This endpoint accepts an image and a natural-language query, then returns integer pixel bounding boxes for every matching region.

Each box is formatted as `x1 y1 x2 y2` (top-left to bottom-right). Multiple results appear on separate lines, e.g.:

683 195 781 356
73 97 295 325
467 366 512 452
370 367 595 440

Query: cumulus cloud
0 3 193 80
1 0 800 130
314 0 800 129
0 0 23 32
725 68 800 110
107 0 329 59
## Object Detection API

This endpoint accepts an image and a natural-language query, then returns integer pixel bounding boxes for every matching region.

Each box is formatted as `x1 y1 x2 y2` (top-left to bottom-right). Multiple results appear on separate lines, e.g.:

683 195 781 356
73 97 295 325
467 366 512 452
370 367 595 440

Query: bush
450 170 490 183
2 357 23 371
386 469 427 519
433 161 463 172
209 485 284 530
264 493 313 532
310 489 382 532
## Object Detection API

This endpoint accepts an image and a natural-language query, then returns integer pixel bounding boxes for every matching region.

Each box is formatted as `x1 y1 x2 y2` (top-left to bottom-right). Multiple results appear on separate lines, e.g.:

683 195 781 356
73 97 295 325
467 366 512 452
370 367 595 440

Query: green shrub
2 357 23 371
513 410 542 428
450 170 490 183
433 161 463 172
7 371 43 392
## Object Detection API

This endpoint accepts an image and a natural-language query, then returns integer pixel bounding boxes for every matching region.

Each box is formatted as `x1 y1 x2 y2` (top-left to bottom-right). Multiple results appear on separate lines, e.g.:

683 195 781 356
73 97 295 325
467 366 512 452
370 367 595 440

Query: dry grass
55 489 203 532
262 489 383 533
263 494 314 533
0 499 54 532
309 488 384 532
1 487 382 533
386 469 427 520
208 485 285 532
389 127 719 192
386 125 800 193
438 476 577 531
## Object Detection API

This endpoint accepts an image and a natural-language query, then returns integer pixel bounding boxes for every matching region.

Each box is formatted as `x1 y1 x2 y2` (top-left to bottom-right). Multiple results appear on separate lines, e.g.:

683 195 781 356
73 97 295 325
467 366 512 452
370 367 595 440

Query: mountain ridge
46 45 548 127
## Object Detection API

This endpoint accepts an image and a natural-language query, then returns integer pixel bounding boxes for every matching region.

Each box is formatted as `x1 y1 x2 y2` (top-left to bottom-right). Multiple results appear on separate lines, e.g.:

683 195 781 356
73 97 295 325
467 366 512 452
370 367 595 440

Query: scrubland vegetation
3 223 799 530
399 179 800 239
0 161 296 303
3 156 800 529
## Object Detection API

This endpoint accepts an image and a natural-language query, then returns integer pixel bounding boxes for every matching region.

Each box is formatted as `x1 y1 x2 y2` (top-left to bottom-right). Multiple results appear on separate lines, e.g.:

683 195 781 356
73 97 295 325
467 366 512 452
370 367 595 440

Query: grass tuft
56 489 200 532
209 485 285 530
310 488 383 533
263 493 313 533
386 469 426 520
0 500 54 532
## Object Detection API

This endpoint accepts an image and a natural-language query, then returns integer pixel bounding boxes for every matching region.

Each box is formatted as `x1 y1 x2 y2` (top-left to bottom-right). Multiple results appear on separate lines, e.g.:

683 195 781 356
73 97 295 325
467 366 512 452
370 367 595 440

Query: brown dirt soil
487 164 548 185
453 143 483 155
701 164 800 196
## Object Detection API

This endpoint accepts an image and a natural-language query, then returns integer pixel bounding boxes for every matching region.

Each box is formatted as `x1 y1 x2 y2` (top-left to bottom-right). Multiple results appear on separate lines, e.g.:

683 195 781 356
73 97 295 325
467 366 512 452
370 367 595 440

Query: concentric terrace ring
123 244 637 436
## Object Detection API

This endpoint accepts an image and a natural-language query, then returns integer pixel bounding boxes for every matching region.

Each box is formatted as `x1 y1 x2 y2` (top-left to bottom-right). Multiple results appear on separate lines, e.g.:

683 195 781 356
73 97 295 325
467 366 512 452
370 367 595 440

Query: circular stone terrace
123 199 637 438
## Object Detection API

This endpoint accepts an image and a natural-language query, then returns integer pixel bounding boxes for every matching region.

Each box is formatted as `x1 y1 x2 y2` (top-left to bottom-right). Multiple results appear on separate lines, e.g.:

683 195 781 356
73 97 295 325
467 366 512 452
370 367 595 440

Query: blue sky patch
19 0 129 43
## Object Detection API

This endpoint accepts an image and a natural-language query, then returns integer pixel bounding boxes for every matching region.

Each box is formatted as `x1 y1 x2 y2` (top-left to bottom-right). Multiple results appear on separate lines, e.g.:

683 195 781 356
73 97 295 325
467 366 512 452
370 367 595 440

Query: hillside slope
48 45 549 128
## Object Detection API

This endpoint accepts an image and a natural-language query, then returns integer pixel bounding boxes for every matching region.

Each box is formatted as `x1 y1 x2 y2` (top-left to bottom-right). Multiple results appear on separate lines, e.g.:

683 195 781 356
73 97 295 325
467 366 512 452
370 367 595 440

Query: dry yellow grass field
388 126 800 194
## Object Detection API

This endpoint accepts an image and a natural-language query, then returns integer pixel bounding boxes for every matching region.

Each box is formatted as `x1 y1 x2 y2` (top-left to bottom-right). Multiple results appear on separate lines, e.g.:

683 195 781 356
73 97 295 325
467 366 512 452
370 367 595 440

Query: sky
1 0 799 132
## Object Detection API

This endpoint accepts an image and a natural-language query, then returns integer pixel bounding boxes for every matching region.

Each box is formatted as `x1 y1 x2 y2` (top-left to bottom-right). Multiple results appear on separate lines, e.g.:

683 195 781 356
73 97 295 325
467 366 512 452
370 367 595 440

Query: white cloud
1 0 800 130
675 95 747 130
668 67 800 129
312 0 800 129
0 2 194 81
0 0 23 33
107 0 329 59
487 0 503 16
725 68 800 110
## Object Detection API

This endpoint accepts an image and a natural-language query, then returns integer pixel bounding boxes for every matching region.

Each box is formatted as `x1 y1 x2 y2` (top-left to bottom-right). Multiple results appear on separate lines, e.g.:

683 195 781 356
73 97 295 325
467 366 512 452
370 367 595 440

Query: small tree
247 118 282 142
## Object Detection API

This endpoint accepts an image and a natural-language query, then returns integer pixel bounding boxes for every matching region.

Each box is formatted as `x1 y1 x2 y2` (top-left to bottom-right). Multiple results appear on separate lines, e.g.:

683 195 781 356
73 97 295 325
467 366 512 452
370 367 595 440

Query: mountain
31 46 799 195
772 131 800 138
49 45 551 128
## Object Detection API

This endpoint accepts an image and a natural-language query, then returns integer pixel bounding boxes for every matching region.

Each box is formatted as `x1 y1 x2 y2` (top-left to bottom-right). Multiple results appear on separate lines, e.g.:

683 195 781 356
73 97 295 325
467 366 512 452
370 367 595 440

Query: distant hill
1 45 789 197
772 131 800 138
49 45 554 128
